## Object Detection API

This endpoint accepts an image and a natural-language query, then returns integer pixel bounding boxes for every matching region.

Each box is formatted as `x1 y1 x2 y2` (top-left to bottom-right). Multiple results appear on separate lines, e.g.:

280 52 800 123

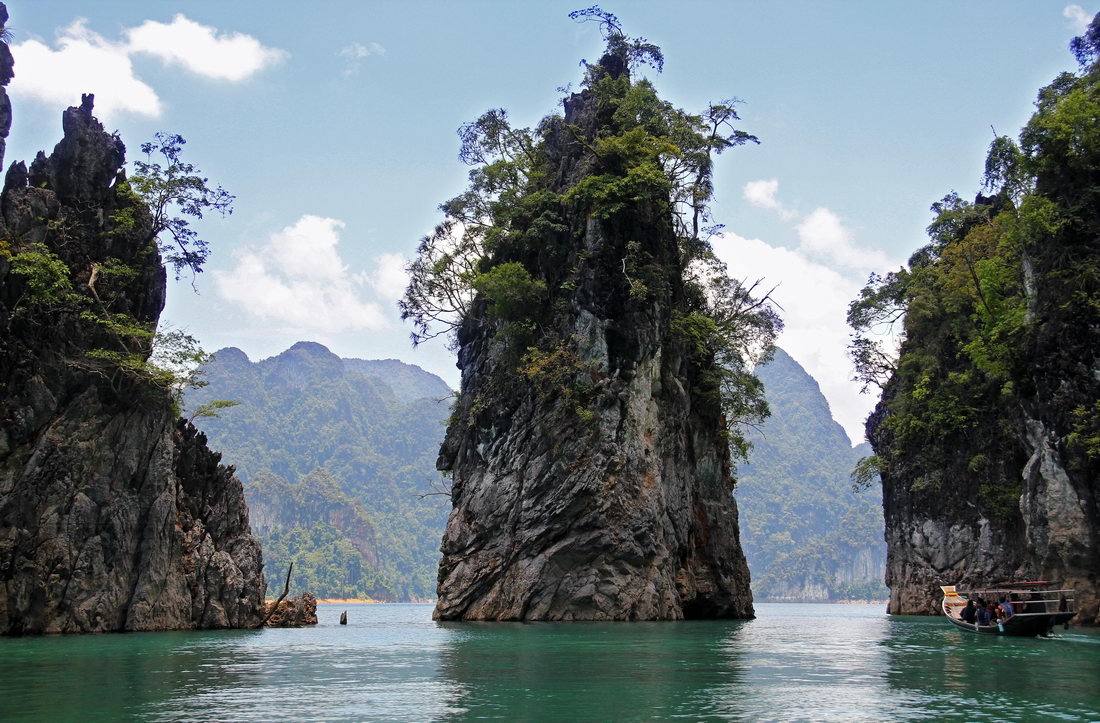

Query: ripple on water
0 603 1098 721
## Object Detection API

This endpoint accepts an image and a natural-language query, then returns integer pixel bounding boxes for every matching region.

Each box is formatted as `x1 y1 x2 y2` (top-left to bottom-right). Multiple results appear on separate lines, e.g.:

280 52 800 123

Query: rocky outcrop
0 11 265 634
875 379 1099 624
433 52 753 621
871 48 1100 623
263 592 318 627
873 297 1098 623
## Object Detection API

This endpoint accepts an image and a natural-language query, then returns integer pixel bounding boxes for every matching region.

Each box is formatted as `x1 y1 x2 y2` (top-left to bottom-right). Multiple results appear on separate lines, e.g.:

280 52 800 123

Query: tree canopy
401 10 779 460
849 12 1100 508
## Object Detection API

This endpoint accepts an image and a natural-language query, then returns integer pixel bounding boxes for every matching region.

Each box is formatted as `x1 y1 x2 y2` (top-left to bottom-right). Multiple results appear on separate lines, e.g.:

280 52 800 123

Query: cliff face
867 40 1100 622
433 55 754 621
874 357 1098 623
0 13 265 633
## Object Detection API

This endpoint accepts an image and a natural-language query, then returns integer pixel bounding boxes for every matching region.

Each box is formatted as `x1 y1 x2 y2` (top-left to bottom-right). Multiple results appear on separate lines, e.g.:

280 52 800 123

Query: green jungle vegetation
849 18 1100 510
737 349 887 601
2 133 232 415
400 7 780 464
185 342 451 600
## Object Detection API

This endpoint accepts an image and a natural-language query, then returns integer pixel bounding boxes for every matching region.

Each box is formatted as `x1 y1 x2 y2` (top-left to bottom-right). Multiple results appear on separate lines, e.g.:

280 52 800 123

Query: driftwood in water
257 562 293 628
340 610 347 625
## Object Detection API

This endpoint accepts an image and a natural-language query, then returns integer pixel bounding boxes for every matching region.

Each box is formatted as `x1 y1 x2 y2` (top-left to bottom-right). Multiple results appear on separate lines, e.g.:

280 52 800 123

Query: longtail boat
940 582 1076 636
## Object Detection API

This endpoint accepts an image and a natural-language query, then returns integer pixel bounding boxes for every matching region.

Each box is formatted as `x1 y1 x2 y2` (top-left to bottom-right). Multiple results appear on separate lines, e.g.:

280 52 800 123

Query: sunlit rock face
433 55 753 622
0 7 264 635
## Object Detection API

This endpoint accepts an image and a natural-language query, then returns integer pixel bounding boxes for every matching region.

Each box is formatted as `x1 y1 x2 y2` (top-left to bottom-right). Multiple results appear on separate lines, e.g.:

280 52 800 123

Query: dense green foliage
736 349 887 601
245 469 399 599
1 134 228 412
401 10 779 463
850 17 1100 509
185 342 451 599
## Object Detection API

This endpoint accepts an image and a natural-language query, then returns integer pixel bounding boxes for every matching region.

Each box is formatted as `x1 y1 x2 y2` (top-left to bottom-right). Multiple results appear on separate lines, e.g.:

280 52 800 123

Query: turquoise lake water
1 602 1098 721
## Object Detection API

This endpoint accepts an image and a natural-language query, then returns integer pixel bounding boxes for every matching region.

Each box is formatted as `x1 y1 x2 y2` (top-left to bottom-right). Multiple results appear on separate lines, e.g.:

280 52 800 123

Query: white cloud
215 215 389 333
339 41 386 76
795 207 893 275
743 178 781 210
10 15 283 122
712 230 879 444
11 20 161 120
1065 4 1092 31
366 252 409 301
126 14 286 82
742 178 796 220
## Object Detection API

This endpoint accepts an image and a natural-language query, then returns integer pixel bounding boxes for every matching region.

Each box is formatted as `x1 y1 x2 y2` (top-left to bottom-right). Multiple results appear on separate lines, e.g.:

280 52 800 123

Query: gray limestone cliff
873 381 1098 624
0 10 265 634
433 50 754 621
867 40 1100 622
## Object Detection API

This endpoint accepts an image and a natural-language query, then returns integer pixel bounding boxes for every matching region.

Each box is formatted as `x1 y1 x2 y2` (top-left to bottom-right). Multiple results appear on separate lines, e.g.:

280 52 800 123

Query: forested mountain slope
737 349 887 601
186 342 450 600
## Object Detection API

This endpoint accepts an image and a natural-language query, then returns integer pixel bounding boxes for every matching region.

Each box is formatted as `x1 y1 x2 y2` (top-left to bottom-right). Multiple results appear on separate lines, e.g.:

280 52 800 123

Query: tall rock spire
432 42 756 621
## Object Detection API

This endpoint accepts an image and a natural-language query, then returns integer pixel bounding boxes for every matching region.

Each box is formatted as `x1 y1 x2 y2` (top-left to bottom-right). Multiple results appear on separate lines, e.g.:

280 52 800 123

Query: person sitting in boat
998 597 1015 621
960 599 977 623
976 601 993 626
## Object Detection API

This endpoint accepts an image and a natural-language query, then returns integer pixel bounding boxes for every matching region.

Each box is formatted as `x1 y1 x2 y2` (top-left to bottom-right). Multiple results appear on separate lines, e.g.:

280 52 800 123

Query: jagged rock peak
0 16 265 635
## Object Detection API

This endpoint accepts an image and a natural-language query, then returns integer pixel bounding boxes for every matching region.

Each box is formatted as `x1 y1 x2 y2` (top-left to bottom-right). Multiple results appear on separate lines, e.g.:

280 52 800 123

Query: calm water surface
1 603 1097 721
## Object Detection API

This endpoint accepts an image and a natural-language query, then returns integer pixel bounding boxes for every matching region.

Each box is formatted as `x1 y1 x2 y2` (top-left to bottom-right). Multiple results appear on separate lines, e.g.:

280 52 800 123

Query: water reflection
1 604 1097 721
880 615 1100 720
719 604 897 720
436 619 748 719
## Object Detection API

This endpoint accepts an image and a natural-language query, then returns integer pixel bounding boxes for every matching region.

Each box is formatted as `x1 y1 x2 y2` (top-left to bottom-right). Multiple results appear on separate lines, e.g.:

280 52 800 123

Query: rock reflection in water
436 619 749 719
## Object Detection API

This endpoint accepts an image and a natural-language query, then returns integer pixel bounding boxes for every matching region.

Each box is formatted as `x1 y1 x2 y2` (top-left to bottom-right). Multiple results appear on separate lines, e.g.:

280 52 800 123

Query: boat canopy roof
958 587 1074 596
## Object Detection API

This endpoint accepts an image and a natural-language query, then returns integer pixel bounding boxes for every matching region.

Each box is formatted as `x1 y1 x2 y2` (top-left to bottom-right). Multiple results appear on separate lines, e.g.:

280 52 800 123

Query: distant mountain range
736 348 887 601
187 342 884 602
185 342 451 600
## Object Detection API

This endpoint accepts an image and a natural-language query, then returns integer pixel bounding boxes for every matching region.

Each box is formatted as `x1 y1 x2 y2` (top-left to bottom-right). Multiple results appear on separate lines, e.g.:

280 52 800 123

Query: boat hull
945 612 1075 636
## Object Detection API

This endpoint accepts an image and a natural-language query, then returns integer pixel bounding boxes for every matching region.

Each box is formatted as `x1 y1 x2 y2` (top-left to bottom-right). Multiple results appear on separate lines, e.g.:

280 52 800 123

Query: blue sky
3 1 1093 442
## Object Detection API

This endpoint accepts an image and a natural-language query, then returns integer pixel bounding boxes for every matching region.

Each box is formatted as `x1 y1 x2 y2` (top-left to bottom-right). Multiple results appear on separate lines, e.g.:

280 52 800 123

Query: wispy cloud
744 178 892 276
1065 4 1092 32
713 230 878 444
742 178 794 219
215 215 389 333
10 15 284 121
364 252 409 301
795 207 893 276
11 20 161 119
339 41 386 76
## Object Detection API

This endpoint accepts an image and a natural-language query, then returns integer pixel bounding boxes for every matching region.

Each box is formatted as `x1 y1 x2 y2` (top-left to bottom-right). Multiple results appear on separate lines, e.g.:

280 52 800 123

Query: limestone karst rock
866 32 1100 623
0 7 265 634
432 47 756 621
